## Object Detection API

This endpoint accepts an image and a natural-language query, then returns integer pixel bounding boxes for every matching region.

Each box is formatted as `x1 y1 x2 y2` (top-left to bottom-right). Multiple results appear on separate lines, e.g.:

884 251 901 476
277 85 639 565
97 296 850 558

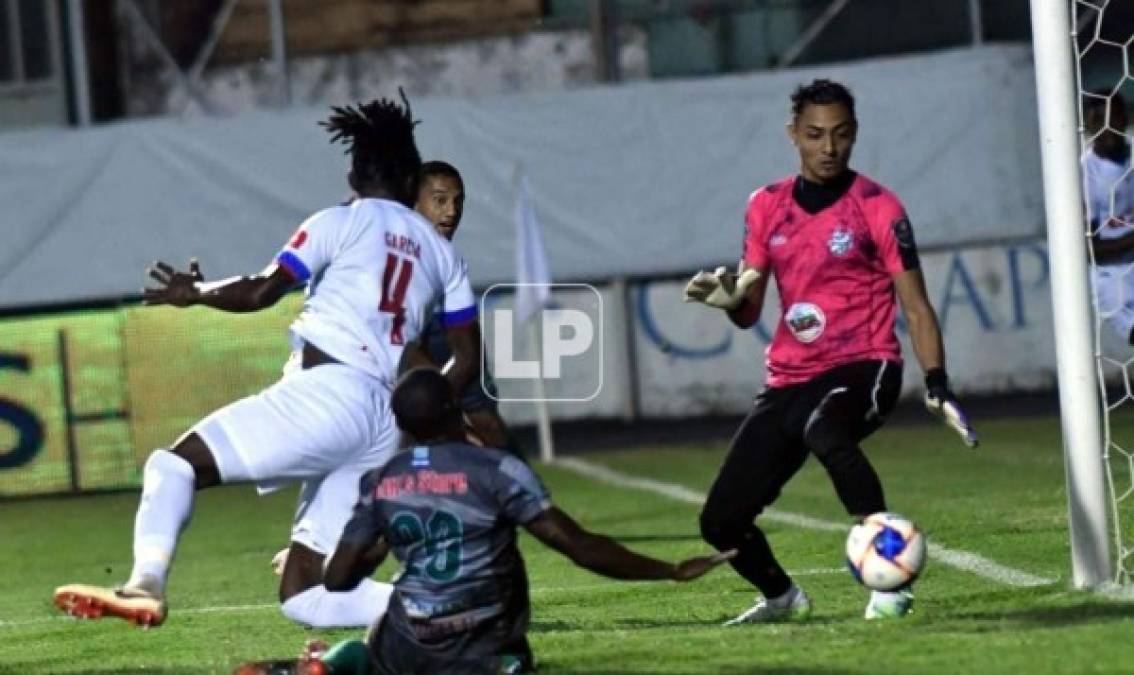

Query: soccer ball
845 512 927 591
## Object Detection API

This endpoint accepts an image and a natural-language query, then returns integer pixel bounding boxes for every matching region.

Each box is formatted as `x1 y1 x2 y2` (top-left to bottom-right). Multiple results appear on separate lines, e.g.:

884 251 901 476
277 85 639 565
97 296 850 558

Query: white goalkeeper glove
924 368 978 448
683 266 762 310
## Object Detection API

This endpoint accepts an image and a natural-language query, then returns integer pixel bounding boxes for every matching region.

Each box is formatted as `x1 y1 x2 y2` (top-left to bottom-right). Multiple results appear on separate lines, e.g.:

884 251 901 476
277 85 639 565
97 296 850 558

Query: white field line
9 453 1061 630
555 456 1058 589
0 569 852 630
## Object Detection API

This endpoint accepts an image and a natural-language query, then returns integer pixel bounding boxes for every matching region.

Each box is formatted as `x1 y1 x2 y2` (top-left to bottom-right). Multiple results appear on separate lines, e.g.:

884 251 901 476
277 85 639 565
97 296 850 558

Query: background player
412 161 518 453
1082 93 1134 344
53 95 481 630
685 79 976 623
254 368 732 674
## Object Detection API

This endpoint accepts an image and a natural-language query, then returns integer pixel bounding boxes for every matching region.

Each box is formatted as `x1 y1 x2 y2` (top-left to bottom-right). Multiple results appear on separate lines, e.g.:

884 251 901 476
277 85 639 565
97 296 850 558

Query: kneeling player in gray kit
241 368 733 675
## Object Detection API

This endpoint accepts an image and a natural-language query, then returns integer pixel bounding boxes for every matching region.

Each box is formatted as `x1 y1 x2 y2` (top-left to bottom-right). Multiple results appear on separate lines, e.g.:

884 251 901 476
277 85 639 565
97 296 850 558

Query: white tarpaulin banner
1 45 1042 309
486 239 1066 425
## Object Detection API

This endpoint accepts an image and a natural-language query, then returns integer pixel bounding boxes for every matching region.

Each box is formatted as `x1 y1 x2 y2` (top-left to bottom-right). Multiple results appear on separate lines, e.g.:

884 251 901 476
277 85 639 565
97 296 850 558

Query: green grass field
3 414 1134 674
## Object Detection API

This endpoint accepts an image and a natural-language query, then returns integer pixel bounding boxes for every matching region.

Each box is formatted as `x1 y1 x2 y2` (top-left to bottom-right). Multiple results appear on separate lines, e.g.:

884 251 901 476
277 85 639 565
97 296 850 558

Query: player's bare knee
278 543 325 602
169 432 222 490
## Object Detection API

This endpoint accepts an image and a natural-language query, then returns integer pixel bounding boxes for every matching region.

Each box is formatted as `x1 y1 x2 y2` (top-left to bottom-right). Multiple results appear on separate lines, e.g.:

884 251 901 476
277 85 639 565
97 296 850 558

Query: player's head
391 368 463 441
415 161 465 240
787 79 858 184
1084 91 1129 160
321 90 422 206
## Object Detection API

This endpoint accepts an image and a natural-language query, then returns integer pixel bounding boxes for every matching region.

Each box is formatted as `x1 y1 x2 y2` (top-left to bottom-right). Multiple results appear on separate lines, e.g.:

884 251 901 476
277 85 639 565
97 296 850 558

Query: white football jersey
1083 147 1134 243
275 198 476 386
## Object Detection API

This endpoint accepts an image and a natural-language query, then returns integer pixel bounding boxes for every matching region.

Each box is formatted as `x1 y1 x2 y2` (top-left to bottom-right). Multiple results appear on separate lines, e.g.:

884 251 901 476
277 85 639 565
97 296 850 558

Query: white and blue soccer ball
845 512 927 591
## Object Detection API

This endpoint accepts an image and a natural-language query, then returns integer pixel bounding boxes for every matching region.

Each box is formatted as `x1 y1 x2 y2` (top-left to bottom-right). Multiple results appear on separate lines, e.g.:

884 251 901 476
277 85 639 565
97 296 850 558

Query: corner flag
514 172 551 326
512 168 555 462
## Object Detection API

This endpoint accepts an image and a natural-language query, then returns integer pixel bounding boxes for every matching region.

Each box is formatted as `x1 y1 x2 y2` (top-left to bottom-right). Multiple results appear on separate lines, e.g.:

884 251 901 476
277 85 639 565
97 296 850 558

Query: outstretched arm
524 507 732 581
893 269 943 372
683 261 768 329
143 259 295 313
894 269 978 447
726 263 770 329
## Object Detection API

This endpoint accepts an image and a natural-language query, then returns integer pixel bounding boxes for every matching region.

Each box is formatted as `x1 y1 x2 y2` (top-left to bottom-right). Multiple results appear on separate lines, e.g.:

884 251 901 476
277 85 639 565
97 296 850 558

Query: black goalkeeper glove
924 368 978 448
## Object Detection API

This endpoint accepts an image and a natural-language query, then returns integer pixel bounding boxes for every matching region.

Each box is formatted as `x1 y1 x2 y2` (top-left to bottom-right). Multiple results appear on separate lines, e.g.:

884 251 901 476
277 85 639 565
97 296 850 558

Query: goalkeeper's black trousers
699 359 902 599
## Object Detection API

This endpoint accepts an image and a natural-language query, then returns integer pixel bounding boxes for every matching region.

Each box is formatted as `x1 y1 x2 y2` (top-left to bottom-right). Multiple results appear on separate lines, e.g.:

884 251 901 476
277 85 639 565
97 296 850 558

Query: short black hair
420 160 464 189
391 368 460 439
321 89 422 204
791 79 856 120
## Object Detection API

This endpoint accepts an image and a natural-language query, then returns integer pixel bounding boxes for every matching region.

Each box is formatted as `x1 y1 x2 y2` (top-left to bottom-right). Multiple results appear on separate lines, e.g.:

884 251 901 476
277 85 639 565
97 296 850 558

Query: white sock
126 450 196 593
872 588 911 601
280 580 394 629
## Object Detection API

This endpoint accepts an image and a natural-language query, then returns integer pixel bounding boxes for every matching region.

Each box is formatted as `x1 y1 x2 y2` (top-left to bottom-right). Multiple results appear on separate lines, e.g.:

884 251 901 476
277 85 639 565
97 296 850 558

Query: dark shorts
369 616 533 675
755 358 903 443
703 359 903 522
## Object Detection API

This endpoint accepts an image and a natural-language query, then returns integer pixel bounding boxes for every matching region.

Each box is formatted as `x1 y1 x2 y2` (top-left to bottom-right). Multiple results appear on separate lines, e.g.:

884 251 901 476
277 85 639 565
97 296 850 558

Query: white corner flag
513 168 555 462
514 172 551 325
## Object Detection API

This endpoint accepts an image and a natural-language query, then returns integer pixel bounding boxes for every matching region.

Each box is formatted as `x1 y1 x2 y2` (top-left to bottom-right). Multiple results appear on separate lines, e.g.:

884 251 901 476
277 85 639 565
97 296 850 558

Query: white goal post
1029 0 1113 588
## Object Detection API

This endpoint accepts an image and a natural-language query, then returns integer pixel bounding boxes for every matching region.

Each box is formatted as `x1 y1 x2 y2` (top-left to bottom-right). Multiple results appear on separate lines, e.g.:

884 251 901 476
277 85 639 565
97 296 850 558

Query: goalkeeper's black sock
729 526 794 599
1127 326 1134 345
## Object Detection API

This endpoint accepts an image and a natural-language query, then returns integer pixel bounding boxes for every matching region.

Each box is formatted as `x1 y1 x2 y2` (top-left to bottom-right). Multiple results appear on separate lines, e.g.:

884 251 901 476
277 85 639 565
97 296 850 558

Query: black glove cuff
925 367 949 392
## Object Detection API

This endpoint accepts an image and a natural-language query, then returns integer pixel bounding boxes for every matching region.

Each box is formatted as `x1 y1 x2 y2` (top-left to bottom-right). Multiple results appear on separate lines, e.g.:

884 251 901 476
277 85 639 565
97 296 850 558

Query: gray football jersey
341 442 550 654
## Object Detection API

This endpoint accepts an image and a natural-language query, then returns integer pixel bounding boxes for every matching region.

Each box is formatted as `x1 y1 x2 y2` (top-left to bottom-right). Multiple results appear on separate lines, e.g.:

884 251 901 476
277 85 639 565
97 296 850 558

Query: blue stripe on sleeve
441 305 477 327
276 251 311 283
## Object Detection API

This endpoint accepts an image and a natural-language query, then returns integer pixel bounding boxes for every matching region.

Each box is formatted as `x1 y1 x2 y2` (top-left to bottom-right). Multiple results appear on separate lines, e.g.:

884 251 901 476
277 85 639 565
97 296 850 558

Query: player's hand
143 258 203 307
924 368 978 448
670 549 736 581
683 267 761 310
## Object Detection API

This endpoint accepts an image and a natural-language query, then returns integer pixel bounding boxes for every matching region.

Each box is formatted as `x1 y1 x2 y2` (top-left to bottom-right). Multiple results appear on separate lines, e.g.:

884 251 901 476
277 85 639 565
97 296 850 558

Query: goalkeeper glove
683 267 761 310
924 368 978 448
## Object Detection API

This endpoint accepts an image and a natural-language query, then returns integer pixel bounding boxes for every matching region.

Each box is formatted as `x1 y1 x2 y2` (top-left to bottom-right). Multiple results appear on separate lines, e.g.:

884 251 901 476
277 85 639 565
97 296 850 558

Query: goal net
1074 0 1134 585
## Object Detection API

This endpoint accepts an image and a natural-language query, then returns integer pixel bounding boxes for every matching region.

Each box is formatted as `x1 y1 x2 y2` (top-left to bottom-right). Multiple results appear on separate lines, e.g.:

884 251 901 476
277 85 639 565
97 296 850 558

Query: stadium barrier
0 240 1060 497
0 298 302 496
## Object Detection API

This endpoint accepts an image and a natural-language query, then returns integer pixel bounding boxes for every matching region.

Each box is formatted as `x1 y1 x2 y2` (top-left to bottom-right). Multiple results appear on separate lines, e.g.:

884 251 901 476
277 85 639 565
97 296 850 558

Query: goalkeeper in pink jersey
685 79 977 623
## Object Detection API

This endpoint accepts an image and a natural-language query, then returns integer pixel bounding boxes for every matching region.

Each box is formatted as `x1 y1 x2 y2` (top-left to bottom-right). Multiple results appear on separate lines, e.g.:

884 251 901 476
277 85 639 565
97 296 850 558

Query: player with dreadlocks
54 92 482 631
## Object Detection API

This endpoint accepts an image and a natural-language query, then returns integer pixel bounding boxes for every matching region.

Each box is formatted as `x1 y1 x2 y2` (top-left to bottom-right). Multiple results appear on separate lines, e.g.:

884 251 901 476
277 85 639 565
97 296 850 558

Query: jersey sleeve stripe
276 251 311 283
441 305 477 328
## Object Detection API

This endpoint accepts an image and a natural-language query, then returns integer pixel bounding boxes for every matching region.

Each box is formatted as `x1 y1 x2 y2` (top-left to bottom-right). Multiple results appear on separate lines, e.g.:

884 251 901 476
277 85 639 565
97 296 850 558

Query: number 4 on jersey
380 253 414 345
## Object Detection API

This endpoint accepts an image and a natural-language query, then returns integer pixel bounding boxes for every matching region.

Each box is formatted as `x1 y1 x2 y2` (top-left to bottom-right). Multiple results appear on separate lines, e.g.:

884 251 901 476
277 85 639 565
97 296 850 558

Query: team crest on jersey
827 228 853 256
412 446 430 468
785 302 826 343
892 216 915 249
770 233 788 248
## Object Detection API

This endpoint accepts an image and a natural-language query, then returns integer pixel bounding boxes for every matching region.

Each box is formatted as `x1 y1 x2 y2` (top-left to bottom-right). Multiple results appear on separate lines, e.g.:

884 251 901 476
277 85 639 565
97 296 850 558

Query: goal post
1029 0 1112 588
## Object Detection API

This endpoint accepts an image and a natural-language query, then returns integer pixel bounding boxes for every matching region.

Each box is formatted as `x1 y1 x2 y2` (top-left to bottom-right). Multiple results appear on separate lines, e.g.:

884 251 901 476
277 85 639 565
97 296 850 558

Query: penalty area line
555 456 1057 590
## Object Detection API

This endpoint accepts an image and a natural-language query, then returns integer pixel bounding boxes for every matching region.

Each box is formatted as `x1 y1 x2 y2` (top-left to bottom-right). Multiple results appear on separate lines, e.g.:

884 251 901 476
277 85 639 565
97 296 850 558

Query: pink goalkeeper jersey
743 174 917 387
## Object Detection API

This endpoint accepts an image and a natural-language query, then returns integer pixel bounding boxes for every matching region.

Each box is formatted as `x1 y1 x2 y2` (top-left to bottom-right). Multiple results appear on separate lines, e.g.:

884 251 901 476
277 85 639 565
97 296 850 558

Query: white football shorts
191 363 396 554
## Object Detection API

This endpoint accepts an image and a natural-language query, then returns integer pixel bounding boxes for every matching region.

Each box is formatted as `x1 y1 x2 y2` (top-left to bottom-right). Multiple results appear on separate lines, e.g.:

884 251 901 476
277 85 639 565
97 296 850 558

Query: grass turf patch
2 415 1134 673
